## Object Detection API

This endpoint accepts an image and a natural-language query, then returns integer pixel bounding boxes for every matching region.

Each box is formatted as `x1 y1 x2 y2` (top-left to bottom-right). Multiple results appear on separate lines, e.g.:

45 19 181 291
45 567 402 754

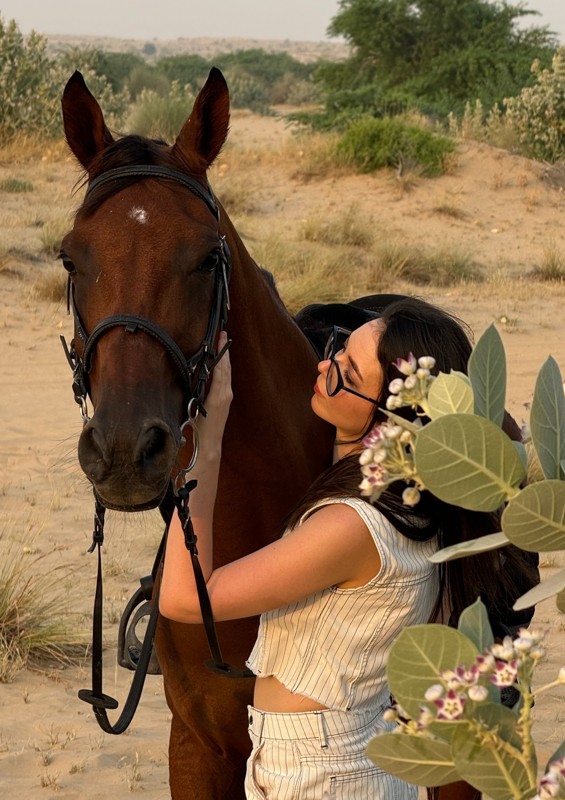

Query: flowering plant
367 599 565 799
359 324 565 615
360 324 565 798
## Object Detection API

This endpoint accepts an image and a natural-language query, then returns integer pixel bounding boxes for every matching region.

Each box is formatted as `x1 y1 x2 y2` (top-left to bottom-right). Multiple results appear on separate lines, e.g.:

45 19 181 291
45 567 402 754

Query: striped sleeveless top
246 497 439 712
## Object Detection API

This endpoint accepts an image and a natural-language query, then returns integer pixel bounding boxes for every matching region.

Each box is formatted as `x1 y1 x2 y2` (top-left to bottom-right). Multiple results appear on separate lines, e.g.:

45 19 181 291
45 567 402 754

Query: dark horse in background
61 69 478 800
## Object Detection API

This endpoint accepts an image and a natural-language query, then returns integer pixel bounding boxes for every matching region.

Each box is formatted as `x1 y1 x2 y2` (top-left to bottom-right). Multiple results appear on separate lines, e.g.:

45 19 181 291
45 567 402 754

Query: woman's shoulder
299 496 389 529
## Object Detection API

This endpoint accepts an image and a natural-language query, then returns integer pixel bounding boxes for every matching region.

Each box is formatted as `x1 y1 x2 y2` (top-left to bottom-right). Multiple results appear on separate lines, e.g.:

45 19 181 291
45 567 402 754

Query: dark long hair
287 297 537 629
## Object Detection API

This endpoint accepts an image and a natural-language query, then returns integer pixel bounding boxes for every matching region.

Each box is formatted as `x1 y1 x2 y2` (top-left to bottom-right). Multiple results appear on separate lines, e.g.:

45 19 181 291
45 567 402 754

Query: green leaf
452 718 533 799
414 414 526 511
429 532 510 563
513 441 528 470
557 588 565 614
468 324 506 427
367 732 459 787
502 480 565 551
513 567 565 611
545 740 565 773
530 356 565 480
427 372 475 418
387 625 478 719
458 598 494 653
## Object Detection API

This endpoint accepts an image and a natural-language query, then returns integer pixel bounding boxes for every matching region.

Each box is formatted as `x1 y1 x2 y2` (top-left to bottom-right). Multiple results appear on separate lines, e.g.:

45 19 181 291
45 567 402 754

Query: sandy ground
1 109 564 798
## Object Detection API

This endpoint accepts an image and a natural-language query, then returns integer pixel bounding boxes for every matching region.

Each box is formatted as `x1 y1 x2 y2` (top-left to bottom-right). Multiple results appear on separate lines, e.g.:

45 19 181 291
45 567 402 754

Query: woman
160 297 534 800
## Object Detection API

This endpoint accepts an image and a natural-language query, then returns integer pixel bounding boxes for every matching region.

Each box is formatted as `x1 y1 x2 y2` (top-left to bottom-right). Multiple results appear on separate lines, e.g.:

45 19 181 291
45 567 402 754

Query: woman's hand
194 331 233 457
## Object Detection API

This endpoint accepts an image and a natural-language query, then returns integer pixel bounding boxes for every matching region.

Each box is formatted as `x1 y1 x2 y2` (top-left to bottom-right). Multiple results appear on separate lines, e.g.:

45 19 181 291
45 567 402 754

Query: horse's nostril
143 426 168 460
135 422 174 468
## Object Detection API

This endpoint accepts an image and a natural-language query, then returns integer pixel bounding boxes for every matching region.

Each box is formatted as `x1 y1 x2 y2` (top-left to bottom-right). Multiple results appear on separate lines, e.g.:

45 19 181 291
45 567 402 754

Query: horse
60 68 335 799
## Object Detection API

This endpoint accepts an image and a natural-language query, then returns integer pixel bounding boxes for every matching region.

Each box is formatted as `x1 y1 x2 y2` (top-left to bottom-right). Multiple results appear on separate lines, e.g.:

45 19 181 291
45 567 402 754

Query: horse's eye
198 251 220 274
58 251 76 275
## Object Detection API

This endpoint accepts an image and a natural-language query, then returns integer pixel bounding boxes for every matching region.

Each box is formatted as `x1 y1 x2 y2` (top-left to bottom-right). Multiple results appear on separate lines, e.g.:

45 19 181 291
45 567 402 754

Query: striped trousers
244 703 417 799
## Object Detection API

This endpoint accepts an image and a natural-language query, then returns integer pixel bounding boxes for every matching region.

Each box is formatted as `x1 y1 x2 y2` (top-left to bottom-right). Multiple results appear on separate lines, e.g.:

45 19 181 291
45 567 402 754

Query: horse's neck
217 232 333 532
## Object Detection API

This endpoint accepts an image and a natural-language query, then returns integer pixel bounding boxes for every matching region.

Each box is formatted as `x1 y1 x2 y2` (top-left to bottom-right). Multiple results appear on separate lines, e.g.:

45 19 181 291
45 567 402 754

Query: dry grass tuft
28 265 67 304
0 135 69 165
299 205 374 248
39 216 71 258
0 529 87 682
370 238 480 286
531 243 565 282
541 159 565 192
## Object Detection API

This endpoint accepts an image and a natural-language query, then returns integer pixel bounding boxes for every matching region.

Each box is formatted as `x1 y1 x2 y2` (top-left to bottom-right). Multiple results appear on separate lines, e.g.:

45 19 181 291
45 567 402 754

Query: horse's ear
172 67 230 173
61 71 114 171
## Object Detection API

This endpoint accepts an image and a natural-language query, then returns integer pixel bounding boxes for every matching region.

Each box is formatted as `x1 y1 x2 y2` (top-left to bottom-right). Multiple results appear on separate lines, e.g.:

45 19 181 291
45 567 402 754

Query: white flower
395 353 417 375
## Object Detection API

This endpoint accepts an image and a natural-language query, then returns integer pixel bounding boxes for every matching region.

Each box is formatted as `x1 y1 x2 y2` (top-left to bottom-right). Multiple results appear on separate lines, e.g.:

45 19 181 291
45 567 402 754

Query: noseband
61 165 252 737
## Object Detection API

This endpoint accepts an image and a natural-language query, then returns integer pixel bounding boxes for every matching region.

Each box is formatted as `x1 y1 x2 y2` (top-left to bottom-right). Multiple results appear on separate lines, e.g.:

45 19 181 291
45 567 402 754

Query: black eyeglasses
323 326 379 404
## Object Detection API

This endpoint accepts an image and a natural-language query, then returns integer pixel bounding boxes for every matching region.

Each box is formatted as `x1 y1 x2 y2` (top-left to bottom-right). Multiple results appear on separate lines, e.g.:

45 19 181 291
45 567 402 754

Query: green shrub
126 81 196 141
337 116 455 176
505 48 565 162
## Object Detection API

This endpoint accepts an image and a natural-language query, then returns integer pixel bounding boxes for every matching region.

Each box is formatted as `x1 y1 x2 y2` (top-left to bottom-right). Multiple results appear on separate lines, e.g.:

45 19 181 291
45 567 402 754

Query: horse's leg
157 618 254 800
435 782 481 800
168 709 249 800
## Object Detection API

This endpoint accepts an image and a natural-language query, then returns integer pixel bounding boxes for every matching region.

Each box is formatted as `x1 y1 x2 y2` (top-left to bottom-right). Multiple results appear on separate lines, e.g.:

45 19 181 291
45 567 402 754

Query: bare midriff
253 675 329 712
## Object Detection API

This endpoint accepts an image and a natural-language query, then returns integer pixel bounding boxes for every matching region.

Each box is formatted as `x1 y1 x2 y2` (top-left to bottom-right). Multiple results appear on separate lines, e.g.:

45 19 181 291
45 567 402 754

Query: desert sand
0 109 564 798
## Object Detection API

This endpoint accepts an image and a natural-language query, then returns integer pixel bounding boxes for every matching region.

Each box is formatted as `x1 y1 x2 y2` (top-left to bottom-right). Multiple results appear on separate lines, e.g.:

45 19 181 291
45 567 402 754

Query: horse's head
61 69 231 511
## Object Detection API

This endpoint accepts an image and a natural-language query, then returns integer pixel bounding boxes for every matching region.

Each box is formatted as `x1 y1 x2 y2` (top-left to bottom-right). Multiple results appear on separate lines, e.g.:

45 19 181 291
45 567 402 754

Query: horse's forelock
78 135 178 214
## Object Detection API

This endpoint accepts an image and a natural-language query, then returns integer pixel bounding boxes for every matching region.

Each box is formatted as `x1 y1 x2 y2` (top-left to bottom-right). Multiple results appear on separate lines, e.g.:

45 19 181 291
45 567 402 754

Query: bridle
61 165 252 737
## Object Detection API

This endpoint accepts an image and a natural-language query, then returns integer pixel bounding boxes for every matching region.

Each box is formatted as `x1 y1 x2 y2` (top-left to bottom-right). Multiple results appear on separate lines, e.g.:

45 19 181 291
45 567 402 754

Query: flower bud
418 356 436 370
388 378 404 395
402 486 421 506
384 425 403 440
404 374 418 390
359 449 373 466
399 430 413 444
416 368 430 380
424 684 444 702
468 685 489 703
383 708 398 722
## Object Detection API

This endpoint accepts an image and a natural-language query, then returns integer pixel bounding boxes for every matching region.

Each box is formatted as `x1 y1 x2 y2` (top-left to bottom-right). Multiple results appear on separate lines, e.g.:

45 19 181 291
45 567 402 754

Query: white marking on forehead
128 206 148 224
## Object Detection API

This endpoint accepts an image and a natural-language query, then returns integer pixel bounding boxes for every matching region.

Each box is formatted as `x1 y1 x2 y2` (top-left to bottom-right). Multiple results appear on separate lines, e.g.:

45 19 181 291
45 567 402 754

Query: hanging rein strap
78 497 167 734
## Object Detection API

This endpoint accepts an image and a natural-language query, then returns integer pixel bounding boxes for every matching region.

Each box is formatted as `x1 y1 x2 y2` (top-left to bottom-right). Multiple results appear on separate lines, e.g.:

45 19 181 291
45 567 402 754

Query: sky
1 1 563 43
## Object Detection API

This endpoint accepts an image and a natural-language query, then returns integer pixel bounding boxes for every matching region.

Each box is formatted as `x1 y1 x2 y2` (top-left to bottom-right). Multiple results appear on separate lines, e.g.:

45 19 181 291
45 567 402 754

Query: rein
62 165 252 736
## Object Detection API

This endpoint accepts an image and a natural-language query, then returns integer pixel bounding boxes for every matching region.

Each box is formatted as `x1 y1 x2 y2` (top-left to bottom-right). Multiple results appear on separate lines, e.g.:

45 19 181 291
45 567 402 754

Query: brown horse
61 68 334 798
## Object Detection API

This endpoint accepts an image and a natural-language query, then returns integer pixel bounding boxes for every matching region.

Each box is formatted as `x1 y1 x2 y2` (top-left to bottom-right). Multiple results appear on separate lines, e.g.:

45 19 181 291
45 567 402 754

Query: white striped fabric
246 497 438 712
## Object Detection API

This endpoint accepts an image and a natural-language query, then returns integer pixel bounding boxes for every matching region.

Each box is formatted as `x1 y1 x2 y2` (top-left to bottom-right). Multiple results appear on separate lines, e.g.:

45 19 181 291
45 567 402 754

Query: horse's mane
77 135 182 215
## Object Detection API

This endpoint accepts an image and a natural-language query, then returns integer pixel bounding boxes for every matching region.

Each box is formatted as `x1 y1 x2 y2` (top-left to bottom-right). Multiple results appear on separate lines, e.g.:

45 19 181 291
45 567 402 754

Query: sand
0 109 564 798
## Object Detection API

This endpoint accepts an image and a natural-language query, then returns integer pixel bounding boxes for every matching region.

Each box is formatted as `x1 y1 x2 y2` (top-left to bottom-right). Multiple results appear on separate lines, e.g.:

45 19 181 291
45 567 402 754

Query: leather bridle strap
174 482 253 678
86 165 220 219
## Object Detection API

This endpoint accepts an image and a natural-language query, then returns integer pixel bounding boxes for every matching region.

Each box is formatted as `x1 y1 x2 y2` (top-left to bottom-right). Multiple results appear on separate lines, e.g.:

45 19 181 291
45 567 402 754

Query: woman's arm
159 332 381 624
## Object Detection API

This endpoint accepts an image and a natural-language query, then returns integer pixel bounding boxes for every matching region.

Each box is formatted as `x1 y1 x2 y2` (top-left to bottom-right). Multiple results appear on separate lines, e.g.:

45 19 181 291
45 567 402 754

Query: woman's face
312 319 384 441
